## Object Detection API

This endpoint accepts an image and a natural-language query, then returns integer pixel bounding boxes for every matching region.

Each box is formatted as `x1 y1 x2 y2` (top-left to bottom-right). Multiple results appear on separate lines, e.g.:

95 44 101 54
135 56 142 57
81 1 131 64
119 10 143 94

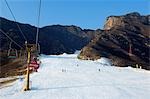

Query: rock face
78 12 150 70
0 17 98 55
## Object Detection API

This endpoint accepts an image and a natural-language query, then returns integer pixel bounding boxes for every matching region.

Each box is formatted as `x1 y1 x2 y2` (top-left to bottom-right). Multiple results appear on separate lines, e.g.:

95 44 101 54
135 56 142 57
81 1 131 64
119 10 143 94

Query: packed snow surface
0 53 150 99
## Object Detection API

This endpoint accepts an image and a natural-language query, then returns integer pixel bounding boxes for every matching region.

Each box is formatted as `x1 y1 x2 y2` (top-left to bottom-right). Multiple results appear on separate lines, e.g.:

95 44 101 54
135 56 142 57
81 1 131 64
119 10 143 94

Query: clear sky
0 0 149 29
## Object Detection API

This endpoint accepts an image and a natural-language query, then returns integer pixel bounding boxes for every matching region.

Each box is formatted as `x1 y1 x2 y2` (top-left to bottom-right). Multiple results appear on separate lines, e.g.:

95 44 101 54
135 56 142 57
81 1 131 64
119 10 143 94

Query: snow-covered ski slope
0 53 150 99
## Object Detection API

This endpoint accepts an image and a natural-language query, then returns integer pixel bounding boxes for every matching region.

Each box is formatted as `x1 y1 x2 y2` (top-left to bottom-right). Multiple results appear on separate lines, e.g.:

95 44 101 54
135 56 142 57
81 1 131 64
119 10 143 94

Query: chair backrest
8 49 18 58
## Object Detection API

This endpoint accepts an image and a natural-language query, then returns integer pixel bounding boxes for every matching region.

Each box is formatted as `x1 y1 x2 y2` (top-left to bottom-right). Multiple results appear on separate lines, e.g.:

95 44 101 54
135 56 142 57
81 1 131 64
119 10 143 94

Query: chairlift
8 48 18 58
7 42 18 59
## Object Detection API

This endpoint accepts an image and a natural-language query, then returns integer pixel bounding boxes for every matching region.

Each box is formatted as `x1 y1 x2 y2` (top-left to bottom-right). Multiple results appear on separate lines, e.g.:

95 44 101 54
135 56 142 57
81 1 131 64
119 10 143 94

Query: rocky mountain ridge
78 12 150 70
0 17 99 55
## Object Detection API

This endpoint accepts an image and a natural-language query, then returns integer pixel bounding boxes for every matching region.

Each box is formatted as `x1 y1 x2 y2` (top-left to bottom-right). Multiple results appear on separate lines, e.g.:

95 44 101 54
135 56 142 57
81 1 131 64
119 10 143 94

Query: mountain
78 12 150 70
0 17 101 77
0 17 98 55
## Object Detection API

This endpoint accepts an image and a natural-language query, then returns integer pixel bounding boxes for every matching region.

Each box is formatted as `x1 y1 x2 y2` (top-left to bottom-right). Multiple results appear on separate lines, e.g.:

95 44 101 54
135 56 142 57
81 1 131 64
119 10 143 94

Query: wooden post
23 48 31 91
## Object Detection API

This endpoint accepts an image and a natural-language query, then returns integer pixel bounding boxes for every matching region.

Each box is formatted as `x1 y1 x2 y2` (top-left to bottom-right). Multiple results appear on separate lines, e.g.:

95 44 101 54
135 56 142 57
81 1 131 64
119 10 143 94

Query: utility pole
23 46 31 91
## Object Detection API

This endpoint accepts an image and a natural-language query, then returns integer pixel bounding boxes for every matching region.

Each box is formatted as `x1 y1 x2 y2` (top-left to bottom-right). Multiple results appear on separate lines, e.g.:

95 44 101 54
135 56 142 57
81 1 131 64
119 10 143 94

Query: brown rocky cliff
78 12 150 70
104 16 124 30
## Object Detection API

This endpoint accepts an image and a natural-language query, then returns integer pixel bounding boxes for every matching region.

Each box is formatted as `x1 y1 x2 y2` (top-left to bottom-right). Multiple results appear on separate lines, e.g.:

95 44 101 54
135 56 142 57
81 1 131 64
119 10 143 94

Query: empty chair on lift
7 42 18 59
7 48 18 58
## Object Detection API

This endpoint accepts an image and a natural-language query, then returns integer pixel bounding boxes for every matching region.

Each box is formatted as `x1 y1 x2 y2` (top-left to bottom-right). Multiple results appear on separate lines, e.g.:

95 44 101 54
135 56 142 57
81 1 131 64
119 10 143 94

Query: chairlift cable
0 29 23 49
4 0 27 42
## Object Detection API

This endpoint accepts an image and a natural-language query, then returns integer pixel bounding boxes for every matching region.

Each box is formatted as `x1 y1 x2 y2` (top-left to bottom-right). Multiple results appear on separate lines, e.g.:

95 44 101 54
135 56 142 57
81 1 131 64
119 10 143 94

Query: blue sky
0 0 149 29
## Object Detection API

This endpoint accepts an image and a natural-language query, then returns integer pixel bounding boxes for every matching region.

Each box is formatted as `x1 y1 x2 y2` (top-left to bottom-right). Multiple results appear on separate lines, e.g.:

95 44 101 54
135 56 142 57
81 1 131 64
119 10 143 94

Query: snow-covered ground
0 53 150 99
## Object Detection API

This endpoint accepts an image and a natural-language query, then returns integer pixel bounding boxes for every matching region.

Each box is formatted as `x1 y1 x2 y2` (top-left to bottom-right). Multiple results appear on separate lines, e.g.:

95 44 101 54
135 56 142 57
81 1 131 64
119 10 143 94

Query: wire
36 0 42 48
4 0 27 42
0 29 23 49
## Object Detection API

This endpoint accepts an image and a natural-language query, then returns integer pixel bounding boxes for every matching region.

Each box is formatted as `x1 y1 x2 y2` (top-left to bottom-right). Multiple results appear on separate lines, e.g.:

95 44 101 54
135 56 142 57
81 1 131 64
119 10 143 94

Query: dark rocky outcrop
78 12 150 70
0 17 98 55
39 25 100 54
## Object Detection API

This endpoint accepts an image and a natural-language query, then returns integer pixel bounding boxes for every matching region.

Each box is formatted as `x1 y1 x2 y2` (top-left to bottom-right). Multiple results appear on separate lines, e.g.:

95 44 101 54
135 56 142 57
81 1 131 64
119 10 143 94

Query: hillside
78 12 150 70
0 17 100 77
0 17 99 55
